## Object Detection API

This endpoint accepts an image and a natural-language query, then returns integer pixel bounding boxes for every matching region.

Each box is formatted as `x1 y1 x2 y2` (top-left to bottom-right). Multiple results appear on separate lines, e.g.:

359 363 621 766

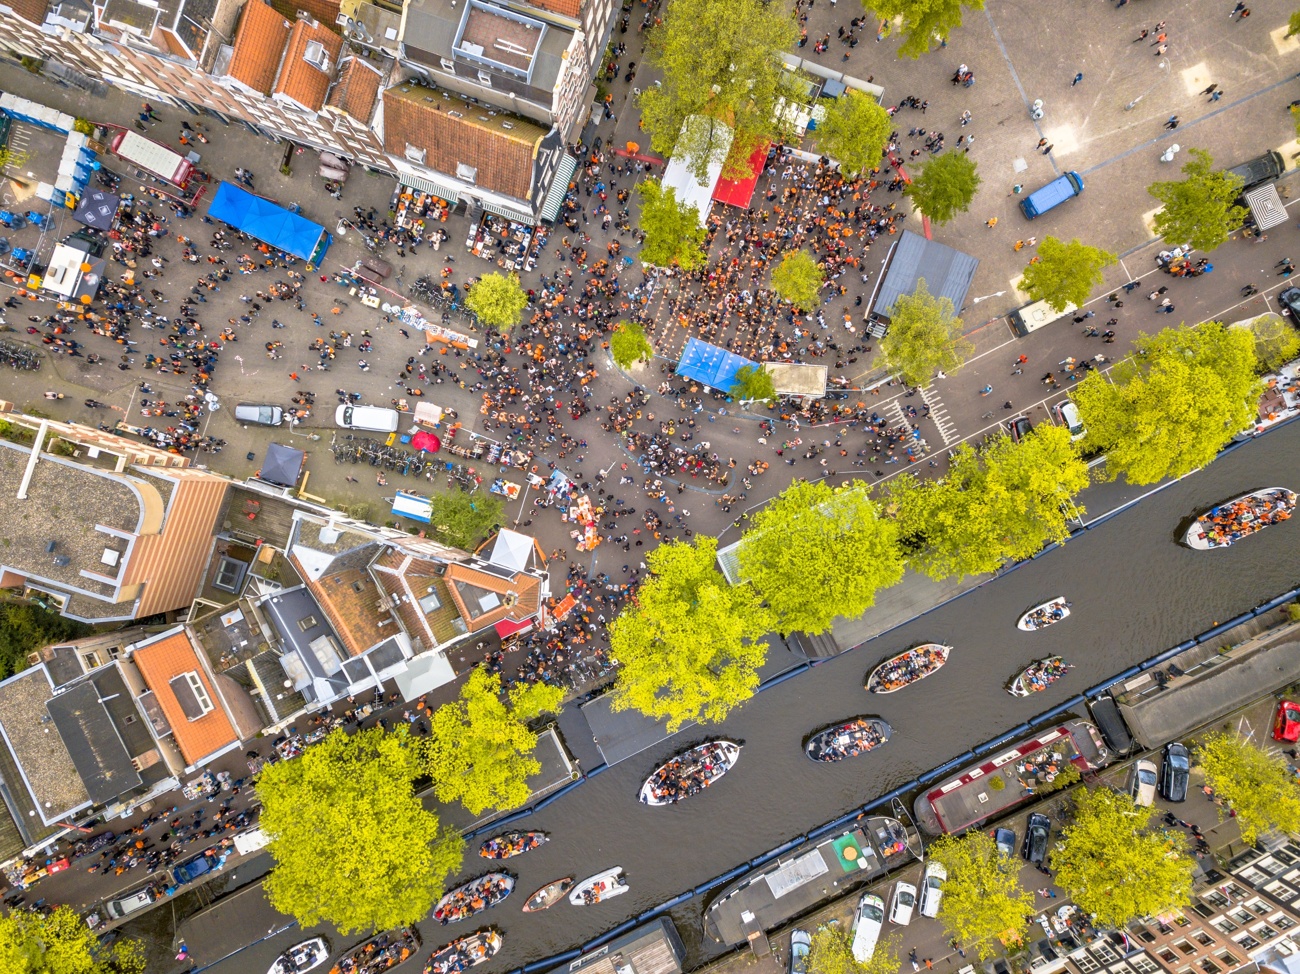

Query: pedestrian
1036 138 1048 149
986 217 998 229
1203 84 1218 95
1012 183 1023 195
980 384 993 396
1135 28 1149 41
1072 71 1083 86
1042 144 1053 155
1014 239 1025 251
1165 115 1179 130
1003 400 1014 409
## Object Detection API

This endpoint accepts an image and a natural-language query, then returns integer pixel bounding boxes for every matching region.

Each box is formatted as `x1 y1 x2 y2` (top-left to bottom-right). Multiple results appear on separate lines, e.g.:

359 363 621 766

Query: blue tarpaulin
206 182 331 265
675 337 755 392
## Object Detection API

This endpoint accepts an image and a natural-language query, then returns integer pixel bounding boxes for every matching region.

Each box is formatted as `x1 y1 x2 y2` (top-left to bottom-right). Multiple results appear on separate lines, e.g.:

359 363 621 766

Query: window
1172 940 1197 957
1073 953 1100 974
1230 910 1252 925
1215 951 1239 968
1234 934 1260 950
1159 950 1179 965
1193 932 1215 947
456 162 477 183
168 671 213 720
296 615 318 632
1251 923 1278 941
476 70 492 86
1273 914 1296 931
213 556 243 592
440 57 454 71
1264 880 1300 903
404 143 426 164
1245 899 1270 916
1204 891 1231 909
1129 955 1160 974
1092 942 1119 964
1197 959 1220 974
82 651 101 670
1212 919 1239 935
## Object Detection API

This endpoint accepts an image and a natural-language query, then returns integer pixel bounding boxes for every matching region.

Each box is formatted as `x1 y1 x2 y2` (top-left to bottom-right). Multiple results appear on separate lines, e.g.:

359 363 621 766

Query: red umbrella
411 430 441 453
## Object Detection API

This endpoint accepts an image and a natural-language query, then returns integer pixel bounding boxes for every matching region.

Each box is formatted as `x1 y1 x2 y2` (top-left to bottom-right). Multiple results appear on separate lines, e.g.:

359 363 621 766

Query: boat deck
703 816 914 947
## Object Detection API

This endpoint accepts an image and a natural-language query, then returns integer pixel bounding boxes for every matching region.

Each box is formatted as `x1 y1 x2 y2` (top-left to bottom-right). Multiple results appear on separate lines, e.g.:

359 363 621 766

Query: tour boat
639 740 742 805
804 717 892 762
521 877 574 913
327 928 420 974
433 873 514 924
865 644 951 693
1007 656 1074 697
569 867 629 905
1183 488 1295 549
478 831 547 859
1017 598 1071 632
269 938 330 974
423 929 502 974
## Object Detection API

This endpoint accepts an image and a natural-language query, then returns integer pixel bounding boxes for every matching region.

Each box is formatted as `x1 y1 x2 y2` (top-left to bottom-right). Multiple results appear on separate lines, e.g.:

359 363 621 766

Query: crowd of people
328 928 420 974
867 644 949 692
807 717 890 762
423 931 502 974
1013 656 1074 694
433 873 514 924
640 742 739 804
1191 488 1295 548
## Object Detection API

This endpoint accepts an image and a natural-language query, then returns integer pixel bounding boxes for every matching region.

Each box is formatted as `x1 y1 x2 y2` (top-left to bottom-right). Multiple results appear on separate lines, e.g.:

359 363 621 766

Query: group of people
868 644 949 692
1015 656 1074 694
1020 599 1071 631
808 718 889 762
423 932 502 974
1193 489 1295 548
641 742 737 804
433 873 513 924
327 928 420 974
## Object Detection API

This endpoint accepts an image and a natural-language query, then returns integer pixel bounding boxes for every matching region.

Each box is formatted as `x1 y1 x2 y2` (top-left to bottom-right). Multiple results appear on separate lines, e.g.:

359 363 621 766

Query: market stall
467 212 541 273
393 186 452 228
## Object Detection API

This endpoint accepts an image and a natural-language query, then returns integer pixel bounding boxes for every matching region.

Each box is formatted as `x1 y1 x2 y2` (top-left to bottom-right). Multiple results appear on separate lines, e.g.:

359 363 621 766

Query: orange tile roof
127 473 228 618
9 0 49 24
228 1 292 95
528 0 579 16
443 564 540 633
131 630 238 766
326 56 383 123
295 559 393 658
275 18 344 112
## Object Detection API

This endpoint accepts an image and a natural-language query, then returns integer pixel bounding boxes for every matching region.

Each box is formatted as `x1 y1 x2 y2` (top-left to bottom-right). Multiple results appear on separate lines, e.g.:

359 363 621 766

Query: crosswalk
919 383 959 446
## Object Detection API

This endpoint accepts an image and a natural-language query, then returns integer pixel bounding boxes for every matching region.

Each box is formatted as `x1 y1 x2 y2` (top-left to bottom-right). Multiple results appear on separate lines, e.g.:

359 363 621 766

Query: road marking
884 398 908 428
919 383 959 445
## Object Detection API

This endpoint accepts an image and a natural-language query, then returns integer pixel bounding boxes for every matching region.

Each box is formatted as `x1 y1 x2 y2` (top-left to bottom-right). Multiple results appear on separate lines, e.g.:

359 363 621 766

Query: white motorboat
269 937 330 974
639 741 741 805
1017 598 1070 632
569 867 629 906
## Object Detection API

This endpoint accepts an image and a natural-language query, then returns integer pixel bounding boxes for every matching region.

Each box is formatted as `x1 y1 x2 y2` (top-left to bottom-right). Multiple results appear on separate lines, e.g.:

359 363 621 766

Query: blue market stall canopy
206 182 331 265
675 337 755 392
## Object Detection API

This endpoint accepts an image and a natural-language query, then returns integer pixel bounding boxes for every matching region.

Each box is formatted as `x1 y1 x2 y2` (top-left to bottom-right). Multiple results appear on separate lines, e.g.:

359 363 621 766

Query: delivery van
1020 172 1085 219
335 404 400 432
1010 297 1077 336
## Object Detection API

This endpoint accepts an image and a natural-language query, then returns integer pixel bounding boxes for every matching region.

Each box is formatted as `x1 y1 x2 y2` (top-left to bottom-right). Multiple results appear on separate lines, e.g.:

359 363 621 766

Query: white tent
661 116 733 228
489 528 535 572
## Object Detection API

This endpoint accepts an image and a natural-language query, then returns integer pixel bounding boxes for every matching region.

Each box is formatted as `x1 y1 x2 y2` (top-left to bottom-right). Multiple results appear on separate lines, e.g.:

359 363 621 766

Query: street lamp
1124 59 1169 112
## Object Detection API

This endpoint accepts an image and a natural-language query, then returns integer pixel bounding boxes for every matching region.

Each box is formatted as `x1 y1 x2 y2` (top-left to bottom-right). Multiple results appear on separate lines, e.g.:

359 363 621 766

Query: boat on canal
1007 656 1073 697
269 937 330 974
569 867 629 905
478 831 547 859
804 717 892 762
433 873 514 924
865 644 951 693
1183 487 1295 549
327 927 419 974
1017 598 1070 632
639 740 742 805
423 929 502 974
521 877 574 913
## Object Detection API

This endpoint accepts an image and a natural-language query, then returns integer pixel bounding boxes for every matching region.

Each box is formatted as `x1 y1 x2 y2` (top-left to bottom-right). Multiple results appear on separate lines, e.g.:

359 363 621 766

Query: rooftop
275 18 344 111
129 630 240 766
258 585 350 704
216 485 298 549
45 672 143 806
327 56 385 121
371 550 467 649
444 562 540 632
0 667 89 824
226 1 293 95
457 2 544 75
191 602 267 674
554 920 684 974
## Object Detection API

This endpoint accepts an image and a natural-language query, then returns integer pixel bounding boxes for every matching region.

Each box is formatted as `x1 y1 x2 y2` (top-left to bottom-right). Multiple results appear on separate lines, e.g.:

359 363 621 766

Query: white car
889 881 917 925
1129 758 1158 807
1053 400 1086 441
919 860 946 918
851 893 885 962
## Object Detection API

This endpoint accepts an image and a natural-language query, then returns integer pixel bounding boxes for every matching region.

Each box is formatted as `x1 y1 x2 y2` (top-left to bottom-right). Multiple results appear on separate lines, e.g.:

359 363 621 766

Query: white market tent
765 362 828 399
661 116 734 228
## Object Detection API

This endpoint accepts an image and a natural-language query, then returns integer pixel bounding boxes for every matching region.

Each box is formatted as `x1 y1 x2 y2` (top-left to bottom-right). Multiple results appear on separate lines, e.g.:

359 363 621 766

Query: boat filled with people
522 877 574 913
865 644 951 693
478 831 547 859
269 938 331 974
1183 488 1295 549
433 873 514 924
327 927 420 974
639 740 742 805
804 717 892 762
422 930 502 974
1017 598 1071 632
569 867 629 905
1007 656 1074 697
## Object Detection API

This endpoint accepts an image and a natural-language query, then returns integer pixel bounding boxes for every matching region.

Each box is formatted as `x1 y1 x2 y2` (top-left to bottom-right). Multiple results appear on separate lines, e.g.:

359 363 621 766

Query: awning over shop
713 140 770 210
540 152 579 224
494 617 534 639
1245 183 1288 231
206 182 331 265
393 652 456 701
399 172 459 205
675 336 755 391
479 198 536 225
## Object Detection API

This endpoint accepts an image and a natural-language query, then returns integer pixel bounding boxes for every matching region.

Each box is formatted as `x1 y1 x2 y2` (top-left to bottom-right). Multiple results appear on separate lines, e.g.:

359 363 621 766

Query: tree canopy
0 906 145 974
424 668 564 816
608 536 774 731
428 491 503 551
465 271 529 330
639 0 797 180
730 363 777 402
1247 314 1300 373
0 603 90 680
879 277 972 386
635 180 709 270
1197 732 1300 844
737 481 904 635
817 92 893 177
1072 321 1260 485
1019 237 1117 313
870 0 988 59
610 320 657 369
1148 148 1248 253
771 251 824 309
808 925 899 974
260 726 464 934
904 152 981 224
1053 787 1195 928
886 424 1088 580
929 831 1035 961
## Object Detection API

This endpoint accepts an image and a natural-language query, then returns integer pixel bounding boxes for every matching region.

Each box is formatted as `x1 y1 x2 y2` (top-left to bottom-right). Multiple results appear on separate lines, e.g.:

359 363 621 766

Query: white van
1009 297 1077 336
918 861 947 918
106 885 157 919
233 826 270 856
851 893 885 962
335 404 400 432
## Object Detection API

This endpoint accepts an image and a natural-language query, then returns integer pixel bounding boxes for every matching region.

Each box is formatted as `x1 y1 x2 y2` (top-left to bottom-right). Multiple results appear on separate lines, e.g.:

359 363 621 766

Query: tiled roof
371 553 467 649
130 630 239 766
326 56 383 122
9 0 50 24
228 0 292 95
275 18 344 111
528 0 579 17
382 84 546 201
298 560 393 658
443 563 540 632
127 472 228 617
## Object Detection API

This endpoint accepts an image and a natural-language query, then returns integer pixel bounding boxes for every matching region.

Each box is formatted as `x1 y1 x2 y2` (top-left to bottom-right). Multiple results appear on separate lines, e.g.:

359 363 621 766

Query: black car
992 827 1016 857
1008 416 1033 442
1022 812 1050 864
1280 287 1300 321
1161 742 1190 802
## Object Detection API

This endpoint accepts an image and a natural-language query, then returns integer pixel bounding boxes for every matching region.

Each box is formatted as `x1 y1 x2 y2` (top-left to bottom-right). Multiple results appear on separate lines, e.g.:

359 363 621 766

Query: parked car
1022 813 1050 865
851 893 885 962
1274 700 1300 742
234 402 283 426
1160 743 1190 803
170 852 217 887
106 884 159 919
1008 416 1033 442
1053 400 1086 441
1225 150 1285 193
1128 759 1158 807
1279 288 1300 321
889 882 917 926
992 827 1016 857
918 861 946 918
789 929 812 974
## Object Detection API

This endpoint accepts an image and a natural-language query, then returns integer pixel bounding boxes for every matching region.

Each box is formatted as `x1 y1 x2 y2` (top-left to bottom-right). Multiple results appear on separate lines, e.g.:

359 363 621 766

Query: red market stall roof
410 430 441 453
494 618 534 638
713 141 770 210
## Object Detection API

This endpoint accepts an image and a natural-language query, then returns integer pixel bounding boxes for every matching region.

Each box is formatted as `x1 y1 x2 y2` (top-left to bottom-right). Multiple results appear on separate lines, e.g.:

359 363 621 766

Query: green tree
1053 787 1195 928
730 364 777 402
879 277 972 386
771 251 824 309
1019 237 1117 313
1247 314 1300 373
635 180 709 270
904 151 981 224
1197 732 1300 844
0 603 91 679
737 481 904 635
260 727 464 934
1072 321 1260 485
640 0 797 179
427 491 503 551
0 906 145 974
808 925 900 974
886 424 1088 580
610 320 656 369
870 0 988 58
465 271 529 331
424 668 564 816
609 537 774 731
1288 9 1300 36
929 831 1035 961
1148 148 1248 253
817 92 893 177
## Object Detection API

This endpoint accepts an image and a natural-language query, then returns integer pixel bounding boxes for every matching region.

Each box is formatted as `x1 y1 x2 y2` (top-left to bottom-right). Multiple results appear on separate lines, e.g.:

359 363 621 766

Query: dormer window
303 39 331 72
405 143 426 164
169 671 214 721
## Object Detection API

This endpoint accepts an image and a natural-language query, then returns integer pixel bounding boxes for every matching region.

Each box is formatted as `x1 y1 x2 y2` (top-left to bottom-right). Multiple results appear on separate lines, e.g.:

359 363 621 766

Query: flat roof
46 676 142 805
554 919 685 974
872 230 979 322
0 667 90 823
